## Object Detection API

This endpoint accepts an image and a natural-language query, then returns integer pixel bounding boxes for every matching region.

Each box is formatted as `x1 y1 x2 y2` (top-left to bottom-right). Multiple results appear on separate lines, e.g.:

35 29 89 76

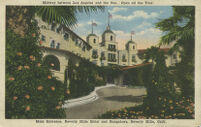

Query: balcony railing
100 56 106 61
122 59 127 62
92 54 98 59
108 48 116 52
108 58 117 62
132 59 136 62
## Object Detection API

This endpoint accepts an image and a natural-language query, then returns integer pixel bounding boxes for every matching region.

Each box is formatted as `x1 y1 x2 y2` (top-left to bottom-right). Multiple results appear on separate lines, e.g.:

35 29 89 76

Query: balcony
100 56 106 61
92 54 98 59
108 58 117 62
122 59 127 62
108 47 116 52
132 59 136 62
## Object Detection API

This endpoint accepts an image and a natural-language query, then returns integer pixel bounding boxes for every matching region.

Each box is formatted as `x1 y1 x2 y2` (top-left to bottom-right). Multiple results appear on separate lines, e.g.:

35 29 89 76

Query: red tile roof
138 48 170 54
121 62 152 71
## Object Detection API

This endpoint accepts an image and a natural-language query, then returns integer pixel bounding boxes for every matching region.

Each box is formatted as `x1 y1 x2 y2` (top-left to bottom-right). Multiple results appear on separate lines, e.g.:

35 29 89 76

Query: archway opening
43 55 60 71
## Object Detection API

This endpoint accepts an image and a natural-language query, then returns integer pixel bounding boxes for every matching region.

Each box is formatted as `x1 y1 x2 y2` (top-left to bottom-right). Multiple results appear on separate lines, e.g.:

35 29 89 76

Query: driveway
65 86 146 119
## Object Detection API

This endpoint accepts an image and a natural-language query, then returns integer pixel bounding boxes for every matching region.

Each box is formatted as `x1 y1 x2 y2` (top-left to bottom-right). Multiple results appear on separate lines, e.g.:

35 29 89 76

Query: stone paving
65 86 146 119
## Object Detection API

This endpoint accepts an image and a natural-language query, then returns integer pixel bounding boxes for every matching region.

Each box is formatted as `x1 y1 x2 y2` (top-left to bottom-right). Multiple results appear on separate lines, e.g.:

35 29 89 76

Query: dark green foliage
68 59 106 99
143 46 159 63
123 64 152 86
156 6 195 99
6 6 106 119
43 55 60 71
102 65 122 83
6 20 66 118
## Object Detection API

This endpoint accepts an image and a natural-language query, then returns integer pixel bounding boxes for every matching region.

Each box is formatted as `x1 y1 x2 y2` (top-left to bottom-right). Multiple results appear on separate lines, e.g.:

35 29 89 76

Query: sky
72 6 173 50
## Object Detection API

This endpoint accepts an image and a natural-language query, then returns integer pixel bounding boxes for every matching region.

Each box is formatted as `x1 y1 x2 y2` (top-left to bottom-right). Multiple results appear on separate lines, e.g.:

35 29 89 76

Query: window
75 39 79 46
93 39 96 43
72 36 76 42
79 41 82 47
133 45 135 49
122 54 126 62
92 50 98 59
50 40 55 48
122 55 126 60
51 24 56 31
110 35 113 41
56 43 60 49
82 46 86 51
56 28 60 33
41 35 46 41
92 50 98 55
173 54 177 59
132 55 136 62
108 53 116 62
101 52 105 57
64 33 69 40
92 60 97 65
108 44 116 51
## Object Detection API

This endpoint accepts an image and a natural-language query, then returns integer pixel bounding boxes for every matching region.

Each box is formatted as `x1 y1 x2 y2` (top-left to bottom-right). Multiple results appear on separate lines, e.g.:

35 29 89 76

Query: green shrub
123 64 152 87
6 21 66 118
67 59 106 99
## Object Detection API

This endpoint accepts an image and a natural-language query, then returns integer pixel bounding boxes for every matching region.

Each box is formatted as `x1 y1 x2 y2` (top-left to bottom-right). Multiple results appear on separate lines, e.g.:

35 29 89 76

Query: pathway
64 85 146 119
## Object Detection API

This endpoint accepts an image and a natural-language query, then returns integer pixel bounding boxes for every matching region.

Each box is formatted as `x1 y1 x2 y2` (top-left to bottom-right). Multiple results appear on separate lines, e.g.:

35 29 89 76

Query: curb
62 84 116 108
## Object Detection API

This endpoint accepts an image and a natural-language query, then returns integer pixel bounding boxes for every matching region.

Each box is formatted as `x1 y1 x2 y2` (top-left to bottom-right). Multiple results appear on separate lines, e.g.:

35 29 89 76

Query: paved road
65 86 146 119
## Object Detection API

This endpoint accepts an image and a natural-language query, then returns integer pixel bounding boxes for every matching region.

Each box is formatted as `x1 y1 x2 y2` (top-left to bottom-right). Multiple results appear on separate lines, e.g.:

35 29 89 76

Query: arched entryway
43 55 60 71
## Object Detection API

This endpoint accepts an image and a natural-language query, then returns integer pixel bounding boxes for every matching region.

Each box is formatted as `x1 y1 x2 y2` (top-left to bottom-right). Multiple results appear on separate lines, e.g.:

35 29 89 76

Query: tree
143 46 160 63
6 6 104 118
156 6 195 98
6 21 67 118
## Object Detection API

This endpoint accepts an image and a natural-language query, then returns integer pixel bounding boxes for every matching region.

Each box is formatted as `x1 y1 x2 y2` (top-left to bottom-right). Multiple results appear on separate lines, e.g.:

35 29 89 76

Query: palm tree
155 6 194 53
155 6 195 98
6 6 104 37
143 46 160 63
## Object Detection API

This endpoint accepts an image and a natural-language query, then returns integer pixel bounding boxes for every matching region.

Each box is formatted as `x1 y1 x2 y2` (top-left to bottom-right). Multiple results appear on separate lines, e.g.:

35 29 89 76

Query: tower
86 21 99 46
125 31 138 66
86 22 100 65
101 16 118 65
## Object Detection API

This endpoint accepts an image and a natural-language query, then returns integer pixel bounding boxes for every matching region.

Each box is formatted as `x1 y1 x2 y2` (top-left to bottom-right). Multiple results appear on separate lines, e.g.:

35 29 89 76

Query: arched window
133 45 135 49
56 43 60 49
110 35 113 41
93 38 96 43
43 55 60 71
50 40 55 48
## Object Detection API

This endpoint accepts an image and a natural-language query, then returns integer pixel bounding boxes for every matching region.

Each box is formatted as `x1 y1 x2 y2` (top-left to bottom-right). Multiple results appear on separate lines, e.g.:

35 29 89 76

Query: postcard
0 0 201 127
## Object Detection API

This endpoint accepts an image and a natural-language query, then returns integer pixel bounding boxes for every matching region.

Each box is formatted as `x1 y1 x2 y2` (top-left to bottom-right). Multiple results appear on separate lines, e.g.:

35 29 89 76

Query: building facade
36 16 180 82
87 25 142 66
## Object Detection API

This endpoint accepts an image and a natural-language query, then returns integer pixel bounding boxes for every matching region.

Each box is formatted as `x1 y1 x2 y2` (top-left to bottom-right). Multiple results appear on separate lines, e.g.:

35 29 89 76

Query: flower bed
100 96 194 119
